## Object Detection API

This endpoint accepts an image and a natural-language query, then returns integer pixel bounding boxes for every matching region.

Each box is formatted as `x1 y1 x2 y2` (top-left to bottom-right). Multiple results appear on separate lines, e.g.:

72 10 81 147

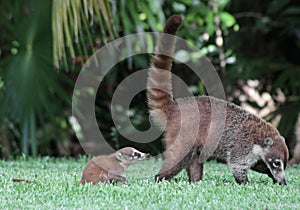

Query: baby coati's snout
116 147 150 165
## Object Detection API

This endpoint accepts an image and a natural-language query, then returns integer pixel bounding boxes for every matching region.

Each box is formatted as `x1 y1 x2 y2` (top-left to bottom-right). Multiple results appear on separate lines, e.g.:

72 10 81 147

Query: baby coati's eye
133 152 141 158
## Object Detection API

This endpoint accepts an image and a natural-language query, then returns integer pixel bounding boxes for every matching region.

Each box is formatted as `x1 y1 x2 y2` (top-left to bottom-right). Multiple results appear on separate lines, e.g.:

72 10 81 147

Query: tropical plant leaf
52 0 116 69
0 0 68 156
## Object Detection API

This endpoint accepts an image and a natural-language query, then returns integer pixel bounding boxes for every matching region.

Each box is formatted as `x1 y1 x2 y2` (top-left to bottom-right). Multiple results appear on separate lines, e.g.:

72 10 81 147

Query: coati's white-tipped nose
140 153 150 159
278 178 287 185
267 159 287 185
274 171 287 185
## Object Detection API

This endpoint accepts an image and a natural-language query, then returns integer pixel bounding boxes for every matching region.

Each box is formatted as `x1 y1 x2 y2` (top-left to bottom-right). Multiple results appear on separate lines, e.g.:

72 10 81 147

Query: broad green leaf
219 12 236 28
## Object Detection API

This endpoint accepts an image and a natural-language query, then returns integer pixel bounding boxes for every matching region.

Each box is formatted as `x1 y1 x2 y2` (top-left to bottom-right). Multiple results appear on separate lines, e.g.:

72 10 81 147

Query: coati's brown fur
147 15 289 185
80 147 149 184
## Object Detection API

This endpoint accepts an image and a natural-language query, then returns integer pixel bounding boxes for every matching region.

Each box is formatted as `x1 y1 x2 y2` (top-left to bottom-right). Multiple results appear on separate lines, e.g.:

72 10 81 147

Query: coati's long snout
262 136 288 185
252 160 286 185
273 171 287 185
251 136 288 185
266 161 287 185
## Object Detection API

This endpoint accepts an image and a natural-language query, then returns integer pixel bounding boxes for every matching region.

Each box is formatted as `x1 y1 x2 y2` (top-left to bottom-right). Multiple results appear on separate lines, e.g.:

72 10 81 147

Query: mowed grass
0 156 299 209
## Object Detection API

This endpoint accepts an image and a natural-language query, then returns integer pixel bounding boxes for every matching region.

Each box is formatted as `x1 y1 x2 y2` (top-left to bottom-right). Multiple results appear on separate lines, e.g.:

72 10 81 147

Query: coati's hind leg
155 148 194 182
187 154 203 182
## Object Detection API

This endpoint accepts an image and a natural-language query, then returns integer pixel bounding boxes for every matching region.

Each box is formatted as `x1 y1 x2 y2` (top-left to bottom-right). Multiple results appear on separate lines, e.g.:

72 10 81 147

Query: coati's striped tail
147 15 182 127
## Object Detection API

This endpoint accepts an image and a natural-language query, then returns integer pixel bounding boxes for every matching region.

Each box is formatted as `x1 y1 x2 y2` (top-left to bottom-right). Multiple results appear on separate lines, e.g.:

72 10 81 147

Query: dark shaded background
0 0 299 159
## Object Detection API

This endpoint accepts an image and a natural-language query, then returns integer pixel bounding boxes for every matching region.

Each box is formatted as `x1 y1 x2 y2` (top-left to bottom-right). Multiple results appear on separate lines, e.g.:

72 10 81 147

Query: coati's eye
273 159 281 168
133 152 141 158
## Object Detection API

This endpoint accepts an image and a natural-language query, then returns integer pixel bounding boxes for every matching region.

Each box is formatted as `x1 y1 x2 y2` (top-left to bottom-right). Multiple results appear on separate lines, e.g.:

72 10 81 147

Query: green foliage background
0 0 299 157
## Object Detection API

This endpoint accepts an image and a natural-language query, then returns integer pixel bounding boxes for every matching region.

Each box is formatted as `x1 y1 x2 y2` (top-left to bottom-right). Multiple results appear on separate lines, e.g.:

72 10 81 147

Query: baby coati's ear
116 152 124 161
264 137 273 148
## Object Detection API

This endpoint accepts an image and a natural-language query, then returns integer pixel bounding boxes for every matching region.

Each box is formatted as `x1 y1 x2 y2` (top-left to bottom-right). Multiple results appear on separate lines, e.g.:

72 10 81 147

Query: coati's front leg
187 154 203 182
229 146 252 184
155 148 194 182
108 173 127 184
232 169 249 184
230 166 249 184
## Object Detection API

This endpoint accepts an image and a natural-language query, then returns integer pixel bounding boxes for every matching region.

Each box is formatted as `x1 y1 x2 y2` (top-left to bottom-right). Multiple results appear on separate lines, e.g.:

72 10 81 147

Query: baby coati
80 147 149 184
147 15 289 185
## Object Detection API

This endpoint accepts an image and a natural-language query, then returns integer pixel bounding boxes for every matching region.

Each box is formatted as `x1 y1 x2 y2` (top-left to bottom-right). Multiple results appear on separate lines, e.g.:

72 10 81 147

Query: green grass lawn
0 156 299 209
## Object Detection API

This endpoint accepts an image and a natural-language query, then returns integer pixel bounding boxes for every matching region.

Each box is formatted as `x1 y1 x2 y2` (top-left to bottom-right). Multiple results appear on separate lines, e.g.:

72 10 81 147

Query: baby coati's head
254 135 289 185
115 147 150 167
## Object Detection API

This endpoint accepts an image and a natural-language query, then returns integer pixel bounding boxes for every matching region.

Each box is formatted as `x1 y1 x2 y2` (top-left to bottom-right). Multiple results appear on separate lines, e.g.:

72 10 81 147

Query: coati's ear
263 137 273 148
116 152 124 161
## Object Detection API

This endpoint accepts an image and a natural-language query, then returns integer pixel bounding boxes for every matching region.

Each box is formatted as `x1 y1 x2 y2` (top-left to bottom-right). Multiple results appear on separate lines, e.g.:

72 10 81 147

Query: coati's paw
235 180 249 185
234 177 249 185
155 174 165 183
110 175 127 184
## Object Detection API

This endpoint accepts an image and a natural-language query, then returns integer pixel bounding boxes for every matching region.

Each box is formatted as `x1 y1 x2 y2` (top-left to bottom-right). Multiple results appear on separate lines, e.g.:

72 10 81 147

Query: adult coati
147 15 289 185
80 147 149 184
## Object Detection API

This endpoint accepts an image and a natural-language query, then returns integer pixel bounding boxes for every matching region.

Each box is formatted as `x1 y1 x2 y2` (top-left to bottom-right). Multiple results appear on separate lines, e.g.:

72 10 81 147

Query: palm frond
0 0 68 156
52 0 115 69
